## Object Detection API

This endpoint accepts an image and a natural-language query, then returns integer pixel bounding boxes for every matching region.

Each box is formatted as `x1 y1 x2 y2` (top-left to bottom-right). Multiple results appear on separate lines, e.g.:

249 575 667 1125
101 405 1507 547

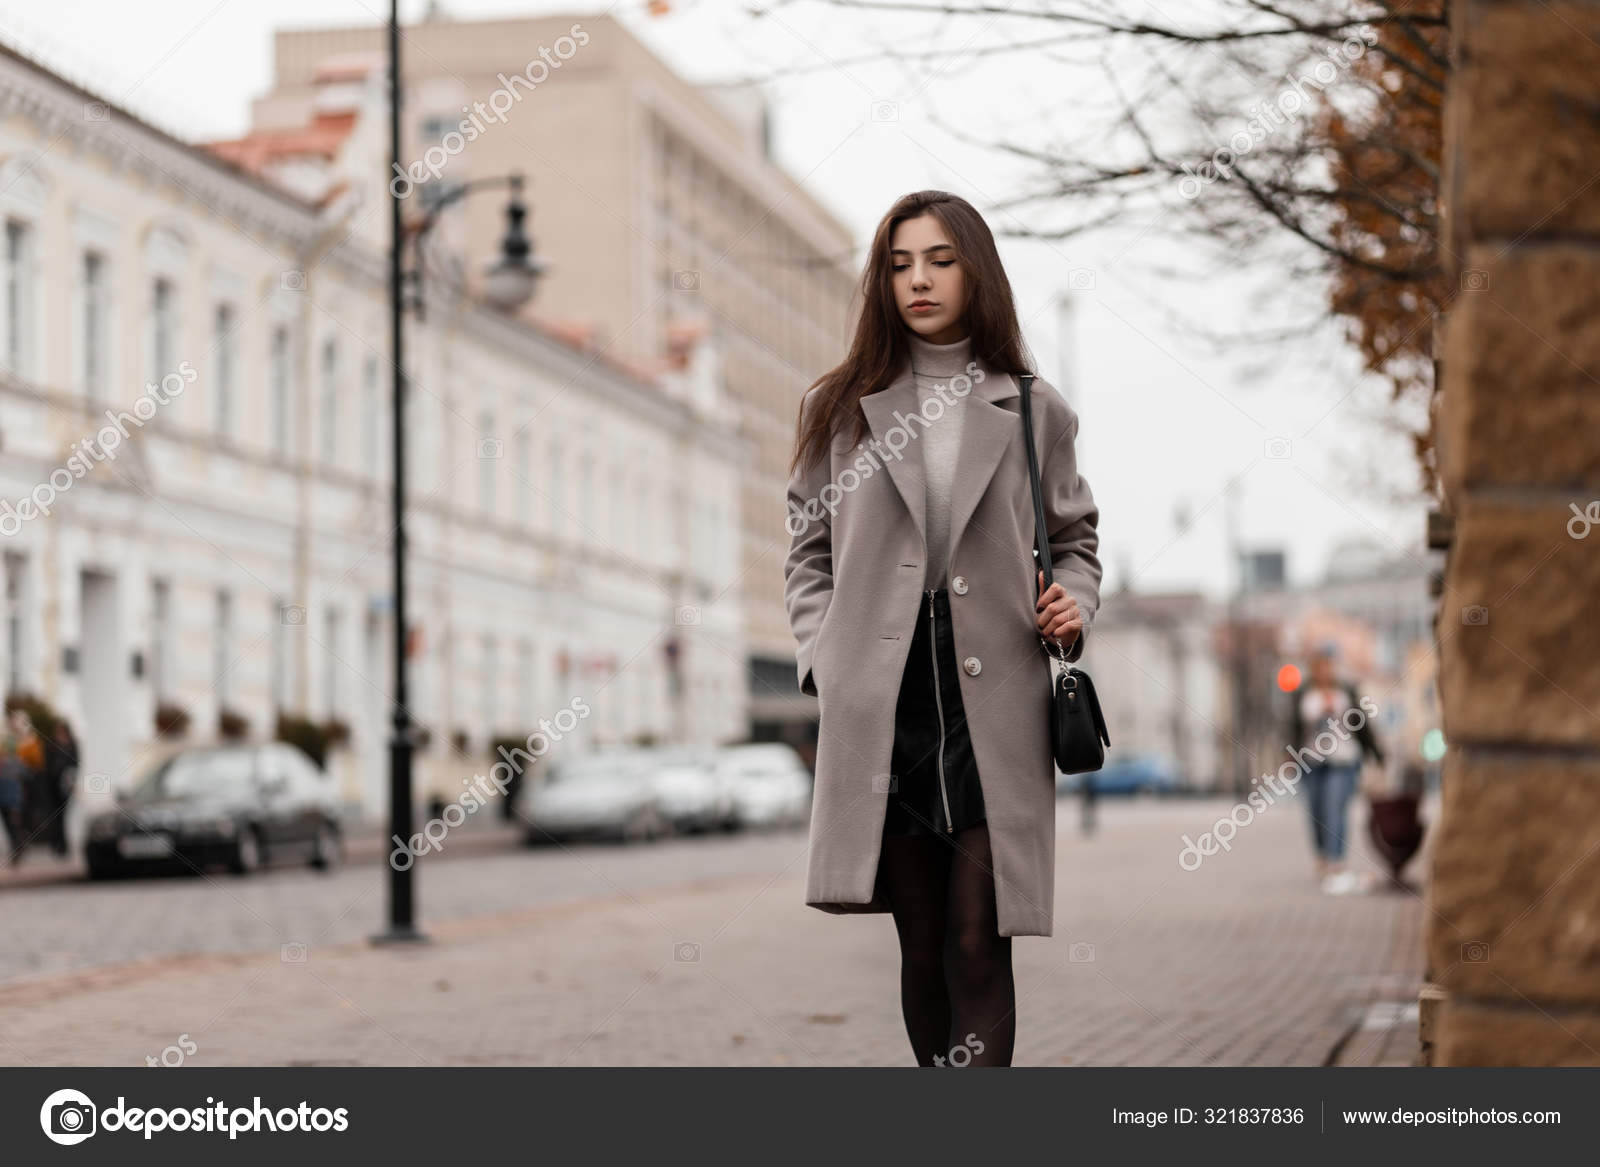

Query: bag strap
1018 374 1068 667
1018 374 1052 590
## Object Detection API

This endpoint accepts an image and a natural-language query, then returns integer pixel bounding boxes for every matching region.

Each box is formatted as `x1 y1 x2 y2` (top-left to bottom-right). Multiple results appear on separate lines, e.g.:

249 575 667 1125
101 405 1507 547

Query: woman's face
889 213 968 344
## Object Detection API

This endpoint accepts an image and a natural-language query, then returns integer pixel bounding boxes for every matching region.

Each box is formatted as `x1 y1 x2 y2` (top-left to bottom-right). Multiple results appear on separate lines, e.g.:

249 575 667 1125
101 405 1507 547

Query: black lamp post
374 0 544 946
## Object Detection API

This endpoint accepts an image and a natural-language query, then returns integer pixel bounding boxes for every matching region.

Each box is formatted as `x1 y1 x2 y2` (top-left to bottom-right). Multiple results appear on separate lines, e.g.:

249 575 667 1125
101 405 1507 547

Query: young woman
784 190 1102 1066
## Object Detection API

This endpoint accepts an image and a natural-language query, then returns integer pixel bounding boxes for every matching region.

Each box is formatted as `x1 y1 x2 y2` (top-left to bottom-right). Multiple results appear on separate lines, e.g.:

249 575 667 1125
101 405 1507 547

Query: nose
911 263 931 291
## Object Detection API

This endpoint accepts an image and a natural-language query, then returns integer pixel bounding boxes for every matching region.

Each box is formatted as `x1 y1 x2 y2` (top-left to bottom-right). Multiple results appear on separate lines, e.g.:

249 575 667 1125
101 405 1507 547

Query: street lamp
374 0 544 946
483 182 543 310
407 173 546 320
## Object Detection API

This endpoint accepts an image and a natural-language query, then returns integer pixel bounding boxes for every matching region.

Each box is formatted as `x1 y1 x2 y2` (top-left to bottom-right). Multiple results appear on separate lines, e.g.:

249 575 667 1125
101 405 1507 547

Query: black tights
877 822 1016 1066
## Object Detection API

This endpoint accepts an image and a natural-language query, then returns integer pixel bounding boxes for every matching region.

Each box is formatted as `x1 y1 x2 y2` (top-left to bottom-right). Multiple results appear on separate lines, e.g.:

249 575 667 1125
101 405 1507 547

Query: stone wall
1429 0 1600 1065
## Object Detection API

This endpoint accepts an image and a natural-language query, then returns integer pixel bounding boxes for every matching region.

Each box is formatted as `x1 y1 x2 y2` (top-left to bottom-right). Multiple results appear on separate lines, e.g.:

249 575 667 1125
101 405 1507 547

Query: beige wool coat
783 352 1102 937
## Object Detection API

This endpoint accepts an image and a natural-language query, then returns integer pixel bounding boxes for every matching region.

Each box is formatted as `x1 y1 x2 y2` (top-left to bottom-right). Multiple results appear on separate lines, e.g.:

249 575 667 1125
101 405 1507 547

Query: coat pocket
808 602 837 695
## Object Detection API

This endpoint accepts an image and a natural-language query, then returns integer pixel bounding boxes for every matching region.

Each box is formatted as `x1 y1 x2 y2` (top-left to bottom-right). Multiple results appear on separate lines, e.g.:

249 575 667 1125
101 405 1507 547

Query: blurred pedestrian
0 735 27 865
12 711 46 855
1286 644 1385 895
784 191 1101 1066
39 721 79 856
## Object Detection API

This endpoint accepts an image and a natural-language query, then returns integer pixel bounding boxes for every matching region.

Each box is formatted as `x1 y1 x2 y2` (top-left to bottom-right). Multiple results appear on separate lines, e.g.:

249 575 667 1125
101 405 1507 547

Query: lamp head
483 175 545 310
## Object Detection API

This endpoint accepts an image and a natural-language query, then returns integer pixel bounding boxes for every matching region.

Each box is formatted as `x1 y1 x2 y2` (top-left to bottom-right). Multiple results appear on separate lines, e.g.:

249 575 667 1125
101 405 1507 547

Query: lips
908 301 938 312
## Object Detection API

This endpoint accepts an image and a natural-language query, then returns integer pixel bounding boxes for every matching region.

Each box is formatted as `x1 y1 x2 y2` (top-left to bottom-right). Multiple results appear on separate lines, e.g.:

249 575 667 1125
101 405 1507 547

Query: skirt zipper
927 588 953 834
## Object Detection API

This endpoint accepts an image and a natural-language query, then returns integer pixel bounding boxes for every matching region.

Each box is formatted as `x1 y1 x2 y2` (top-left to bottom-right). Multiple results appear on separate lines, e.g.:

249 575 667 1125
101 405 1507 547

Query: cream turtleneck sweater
907 330 973 590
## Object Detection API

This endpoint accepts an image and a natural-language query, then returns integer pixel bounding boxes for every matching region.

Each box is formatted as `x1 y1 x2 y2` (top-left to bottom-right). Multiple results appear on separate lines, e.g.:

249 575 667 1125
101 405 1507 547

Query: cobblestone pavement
0 795 1429 1067
0 823 810 985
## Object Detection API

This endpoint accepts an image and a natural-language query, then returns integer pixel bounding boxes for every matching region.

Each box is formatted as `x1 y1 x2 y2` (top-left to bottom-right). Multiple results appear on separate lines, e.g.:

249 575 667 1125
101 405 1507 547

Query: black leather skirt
882 587 987 838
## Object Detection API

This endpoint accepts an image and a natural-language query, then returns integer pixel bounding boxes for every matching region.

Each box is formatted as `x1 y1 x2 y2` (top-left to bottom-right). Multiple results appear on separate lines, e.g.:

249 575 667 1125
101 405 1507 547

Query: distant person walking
1079 771 1098 836
39 721 79 857
1286 644 1385 895
13 712 48 853
0 735 27 865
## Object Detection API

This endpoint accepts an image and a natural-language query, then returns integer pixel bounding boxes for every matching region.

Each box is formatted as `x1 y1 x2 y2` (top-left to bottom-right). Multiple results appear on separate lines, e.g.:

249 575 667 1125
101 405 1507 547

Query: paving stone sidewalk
0 796 1429 1067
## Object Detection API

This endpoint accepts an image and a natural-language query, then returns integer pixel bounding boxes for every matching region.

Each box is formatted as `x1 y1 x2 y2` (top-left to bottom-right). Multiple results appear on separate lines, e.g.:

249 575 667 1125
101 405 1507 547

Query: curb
0 820 526 892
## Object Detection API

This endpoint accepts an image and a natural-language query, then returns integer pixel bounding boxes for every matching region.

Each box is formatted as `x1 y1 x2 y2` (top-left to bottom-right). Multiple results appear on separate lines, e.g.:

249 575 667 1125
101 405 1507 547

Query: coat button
951 575 969 595
963 656 981 675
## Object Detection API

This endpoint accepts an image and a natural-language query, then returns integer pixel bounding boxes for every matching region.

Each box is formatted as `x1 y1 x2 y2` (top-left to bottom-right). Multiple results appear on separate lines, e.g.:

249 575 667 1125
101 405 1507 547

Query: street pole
375 0 424 945
1225 478 1249 799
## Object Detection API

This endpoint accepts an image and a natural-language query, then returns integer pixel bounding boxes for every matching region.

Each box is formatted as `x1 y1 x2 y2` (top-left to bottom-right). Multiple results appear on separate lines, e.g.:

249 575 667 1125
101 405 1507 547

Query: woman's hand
1036 570 1083 648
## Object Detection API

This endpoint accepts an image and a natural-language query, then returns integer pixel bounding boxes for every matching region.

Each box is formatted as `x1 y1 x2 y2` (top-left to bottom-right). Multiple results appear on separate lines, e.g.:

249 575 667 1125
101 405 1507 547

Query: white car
646 749 735 833
516 751 670 844
714 744 813 829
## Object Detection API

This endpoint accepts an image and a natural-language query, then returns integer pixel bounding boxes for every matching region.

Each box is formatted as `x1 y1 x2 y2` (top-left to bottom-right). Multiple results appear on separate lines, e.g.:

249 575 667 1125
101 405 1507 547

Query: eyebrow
889 243 954 256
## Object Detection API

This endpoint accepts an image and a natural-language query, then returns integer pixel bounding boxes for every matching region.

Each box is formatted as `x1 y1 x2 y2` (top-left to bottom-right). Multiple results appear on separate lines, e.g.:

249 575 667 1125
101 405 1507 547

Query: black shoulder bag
1019 374 1110 774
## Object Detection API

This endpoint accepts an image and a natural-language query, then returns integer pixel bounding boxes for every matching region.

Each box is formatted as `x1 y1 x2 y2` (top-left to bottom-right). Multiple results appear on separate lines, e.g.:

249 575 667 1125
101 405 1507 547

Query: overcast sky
0 0 1431 599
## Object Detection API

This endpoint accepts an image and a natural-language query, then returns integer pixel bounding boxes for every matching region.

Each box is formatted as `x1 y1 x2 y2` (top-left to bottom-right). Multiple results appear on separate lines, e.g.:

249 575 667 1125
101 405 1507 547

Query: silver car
715 744 813 830
516 750 671 844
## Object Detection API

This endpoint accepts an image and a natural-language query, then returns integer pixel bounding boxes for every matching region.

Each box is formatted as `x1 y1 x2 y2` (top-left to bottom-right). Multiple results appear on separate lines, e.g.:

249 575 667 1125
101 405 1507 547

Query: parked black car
84 744 342 879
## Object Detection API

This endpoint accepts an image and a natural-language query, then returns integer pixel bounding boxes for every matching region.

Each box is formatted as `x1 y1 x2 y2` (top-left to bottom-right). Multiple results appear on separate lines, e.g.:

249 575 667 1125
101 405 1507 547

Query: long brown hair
789 190 1035 475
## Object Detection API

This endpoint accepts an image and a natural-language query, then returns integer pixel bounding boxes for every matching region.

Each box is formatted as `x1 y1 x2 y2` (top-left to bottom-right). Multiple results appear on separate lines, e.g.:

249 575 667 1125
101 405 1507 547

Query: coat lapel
947 358 1022 570
858 353 1024 579
859 362 926 550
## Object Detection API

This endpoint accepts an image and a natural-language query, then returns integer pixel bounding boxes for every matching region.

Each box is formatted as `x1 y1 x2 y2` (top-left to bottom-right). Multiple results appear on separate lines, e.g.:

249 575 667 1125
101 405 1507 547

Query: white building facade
0 43 747 835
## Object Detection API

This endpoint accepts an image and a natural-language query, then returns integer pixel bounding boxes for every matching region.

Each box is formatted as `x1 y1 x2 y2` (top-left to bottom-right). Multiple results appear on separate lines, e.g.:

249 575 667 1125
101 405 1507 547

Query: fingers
1033 575 1086 644
1035 594 1079 627
1042 616 1083 647
1048 614 1084 642
1035 585 1082 644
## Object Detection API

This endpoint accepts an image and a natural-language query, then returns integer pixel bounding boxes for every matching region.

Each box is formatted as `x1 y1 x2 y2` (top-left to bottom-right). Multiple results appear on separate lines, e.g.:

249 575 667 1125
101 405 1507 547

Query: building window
213 589 233 707
320 338 340 466
151 579 173 701
150 278 174 380
270 325 292 457
362 353 380 477
548 444 564 538
82 251 108 400
482 634 497 734
4 552 29 693
213 304 237 437
324 606 342 719
272 597 293 712
517 641 534 724
5 220 34 376
479 410 496 517
511 428 530 525
578 453 594 541
635 474 650 557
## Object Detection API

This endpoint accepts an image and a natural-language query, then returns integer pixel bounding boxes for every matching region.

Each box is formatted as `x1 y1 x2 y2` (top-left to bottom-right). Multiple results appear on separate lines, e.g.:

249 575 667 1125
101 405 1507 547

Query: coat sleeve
782 392 834 697
1040 407 1102 664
